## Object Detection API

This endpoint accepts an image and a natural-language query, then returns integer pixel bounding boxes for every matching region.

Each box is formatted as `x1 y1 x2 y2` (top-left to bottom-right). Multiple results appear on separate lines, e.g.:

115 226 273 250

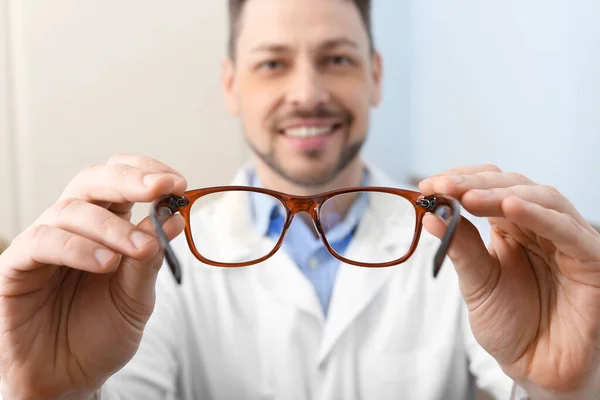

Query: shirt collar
249 169 371 242
324 188 369 244
249 172 286 237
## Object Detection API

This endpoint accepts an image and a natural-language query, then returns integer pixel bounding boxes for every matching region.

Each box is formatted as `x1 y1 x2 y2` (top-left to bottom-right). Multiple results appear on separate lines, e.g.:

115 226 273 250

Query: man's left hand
419 164 600 399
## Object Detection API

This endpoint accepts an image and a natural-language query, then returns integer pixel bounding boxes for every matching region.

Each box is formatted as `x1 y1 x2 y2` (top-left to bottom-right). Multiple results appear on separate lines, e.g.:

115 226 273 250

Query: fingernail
448 176 464 183
144 173 185 189
130 231 153 249
94 248 114 266
143 174 162 187
471 189 490 197
171 175 187 189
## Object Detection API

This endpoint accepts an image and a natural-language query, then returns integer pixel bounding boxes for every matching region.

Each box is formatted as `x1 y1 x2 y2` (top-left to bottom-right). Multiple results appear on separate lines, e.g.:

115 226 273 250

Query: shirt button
308 257 319 269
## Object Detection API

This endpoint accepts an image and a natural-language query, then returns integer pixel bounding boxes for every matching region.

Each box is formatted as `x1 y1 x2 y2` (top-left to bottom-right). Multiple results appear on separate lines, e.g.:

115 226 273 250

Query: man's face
222 0 382 187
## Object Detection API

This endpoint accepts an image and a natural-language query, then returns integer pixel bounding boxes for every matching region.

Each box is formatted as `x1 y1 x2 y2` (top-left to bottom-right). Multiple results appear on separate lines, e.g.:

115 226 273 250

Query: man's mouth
279 123 343 138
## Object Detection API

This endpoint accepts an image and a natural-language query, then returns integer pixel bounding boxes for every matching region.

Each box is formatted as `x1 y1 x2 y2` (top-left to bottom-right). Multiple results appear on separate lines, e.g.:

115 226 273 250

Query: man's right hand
0 154 187 400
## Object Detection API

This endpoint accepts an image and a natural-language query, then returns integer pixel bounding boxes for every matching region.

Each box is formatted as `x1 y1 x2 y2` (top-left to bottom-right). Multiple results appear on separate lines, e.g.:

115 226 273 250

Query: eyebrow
250 36 360 54
321 37 359 50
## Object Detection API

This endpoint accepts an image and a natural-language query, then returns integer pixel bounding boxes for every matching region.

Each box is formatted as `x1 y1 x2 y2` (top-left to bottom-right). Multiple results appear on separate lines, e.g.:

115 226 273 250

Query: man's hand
420 164 600 398
0 154 187 399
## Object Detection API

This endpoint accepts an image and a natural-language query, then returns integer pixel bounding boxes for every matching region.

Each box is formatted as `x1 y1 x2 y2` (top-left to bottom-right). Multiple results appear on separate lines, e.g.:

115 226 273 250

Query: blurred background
0 0 598 241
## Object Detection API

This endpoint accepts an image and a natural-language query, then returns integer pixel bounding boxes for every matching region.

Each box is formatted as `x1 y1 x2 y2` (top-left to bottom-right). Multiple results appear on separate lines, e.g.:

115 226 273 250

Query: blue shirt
249 171 370 317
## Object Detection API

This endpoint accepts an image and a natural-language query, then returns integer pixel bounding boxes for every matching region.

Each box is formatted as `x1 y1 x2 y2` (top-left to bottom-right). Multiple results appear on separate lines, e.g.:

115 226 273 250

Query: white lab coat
101 162 515 400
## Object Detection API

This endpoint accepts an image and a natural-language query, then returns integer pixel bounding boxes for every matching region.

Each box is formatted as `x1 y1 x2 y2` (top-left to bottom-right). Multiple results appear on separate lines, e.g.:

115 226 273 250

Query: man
0 0 599 399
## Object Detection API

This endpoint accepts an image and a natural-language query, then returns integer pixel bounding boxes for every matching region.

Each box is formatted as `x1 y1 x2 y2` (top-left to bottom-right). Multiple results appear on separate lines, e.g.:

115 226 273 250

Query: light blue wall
368 0 600 225
408 0 600 225
363 0 412 184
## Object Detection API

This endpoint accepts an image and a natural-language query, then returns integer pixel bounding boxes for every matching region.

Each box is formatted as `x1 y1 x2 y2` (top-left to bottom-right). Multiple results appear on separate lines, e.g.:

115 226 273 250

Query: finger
428 163 502 178
107 153 186 180
106 202 135 219
100 154 187 212
110 214 185 310
60 163 187 204
419 171 535 198
0 225 119 292
502 197 600 262
423 214 498 303
35 198 160 260
460 185 592 233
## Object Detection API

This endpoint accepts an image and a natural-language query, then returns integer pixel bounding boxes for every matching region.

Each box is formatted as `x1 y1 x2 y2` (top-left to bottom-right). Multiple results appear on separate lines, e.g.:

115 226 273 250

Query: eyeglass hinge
417 195 437 212
169 196 189 212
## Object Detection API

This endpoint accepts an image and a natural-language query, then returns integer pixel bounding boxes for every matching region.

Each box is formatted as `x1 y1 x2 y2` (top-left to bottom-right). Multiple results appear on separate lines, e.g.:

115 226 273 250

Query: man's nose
285 63 329 109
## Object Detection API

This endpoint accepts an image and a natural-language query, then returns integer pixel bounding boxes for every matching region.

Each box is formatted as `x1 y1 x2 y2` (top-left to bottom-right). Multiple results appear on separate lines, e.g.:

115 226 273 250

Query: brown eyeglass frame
150 186 461 285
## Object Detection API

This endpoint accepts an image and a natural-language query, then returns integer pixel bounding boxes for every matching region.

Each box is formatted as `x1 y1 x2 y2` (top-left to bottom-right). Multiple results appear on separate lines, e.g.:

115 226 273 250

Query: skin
0 0 598 399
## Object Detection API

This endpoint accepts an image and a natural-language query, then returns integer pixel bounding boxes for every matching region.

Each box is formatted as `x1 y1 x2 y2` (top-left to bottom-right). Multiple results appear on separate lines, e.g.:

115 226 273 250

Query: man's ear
370 50 383 107
221 57 239 115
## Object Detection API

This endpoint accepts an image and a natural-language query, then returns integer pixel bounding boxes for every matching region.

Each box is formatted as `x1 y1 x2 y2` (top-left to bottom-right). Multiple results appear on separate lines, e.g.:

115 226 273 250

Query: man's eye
259 60 284 70
328 56 353 66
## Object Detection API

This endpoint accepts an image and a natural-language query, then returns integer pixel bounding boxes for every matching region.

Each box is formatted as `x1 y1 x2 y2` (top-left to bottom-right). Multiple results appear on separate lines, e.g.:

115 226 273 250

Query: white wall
409 0 600 226
0 0 17 239
3 0 249 235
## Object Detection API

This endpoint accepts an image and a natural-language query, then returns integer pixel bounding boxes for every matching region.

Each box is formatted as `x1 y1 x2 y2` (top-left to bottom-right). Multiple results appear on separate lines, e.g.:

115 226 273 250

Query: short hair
227 0 374 59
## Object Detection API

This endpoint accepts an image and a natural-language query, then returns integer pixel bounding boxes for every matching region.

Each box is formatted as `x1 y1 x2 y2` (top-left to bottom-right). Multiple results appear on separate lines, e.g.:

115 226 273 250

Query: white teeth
284 126 333 137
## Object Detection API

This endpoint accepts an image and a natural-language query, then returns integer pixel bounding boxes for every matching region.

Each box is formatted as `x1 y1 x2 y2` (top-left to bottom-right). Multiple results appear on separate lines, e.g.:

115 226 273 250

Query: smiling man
1 1 599 400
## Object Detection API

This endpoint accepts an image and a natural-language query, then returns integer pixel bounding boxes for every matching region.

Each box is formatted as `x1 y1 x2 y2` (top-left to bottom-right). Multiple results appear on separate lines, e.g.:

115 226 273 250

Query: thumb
111 214 185 316
423 214 498 306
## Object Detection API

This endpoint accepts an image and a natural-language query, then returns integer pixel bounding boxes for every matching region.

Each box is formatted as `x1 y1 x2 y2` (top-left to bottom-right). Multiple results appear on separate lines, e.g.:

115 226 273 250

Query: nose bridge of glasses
287 197 319 216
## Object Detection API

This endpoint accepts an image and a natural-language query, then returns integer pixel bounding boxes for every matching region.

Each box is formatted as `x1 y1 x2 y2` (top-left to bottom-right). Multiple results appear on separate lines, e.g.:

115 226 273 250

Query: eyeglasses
150 186 461 285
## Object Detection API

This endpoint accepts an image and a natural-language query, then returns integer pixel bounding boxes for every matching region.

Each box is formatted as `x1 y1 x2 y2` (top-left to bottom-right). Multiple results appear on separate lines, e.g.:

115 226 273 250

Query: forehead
236 0 370 54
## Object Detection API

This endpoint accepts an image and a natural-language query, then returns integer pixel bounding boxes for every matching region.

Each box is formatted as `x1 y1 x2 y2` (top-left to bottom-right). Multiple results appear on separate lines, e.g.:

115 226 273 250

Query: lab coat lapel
316 204 395 365
256 251 325 322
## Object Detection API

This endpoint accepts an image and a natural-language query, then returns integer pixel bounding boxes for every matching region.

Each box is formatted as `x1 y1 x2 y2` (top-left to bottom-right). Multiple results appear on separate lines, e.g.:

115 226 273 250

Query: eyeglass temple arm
150 196 188 285
430 197 462 278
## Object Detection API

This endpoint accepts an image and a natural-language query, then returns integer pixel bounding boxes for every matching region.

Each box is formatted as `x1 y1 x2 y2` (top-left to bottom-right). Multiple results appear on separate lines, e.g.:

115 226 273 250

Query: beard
246 133 365 188
246 134 364 188
244 104 365 187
